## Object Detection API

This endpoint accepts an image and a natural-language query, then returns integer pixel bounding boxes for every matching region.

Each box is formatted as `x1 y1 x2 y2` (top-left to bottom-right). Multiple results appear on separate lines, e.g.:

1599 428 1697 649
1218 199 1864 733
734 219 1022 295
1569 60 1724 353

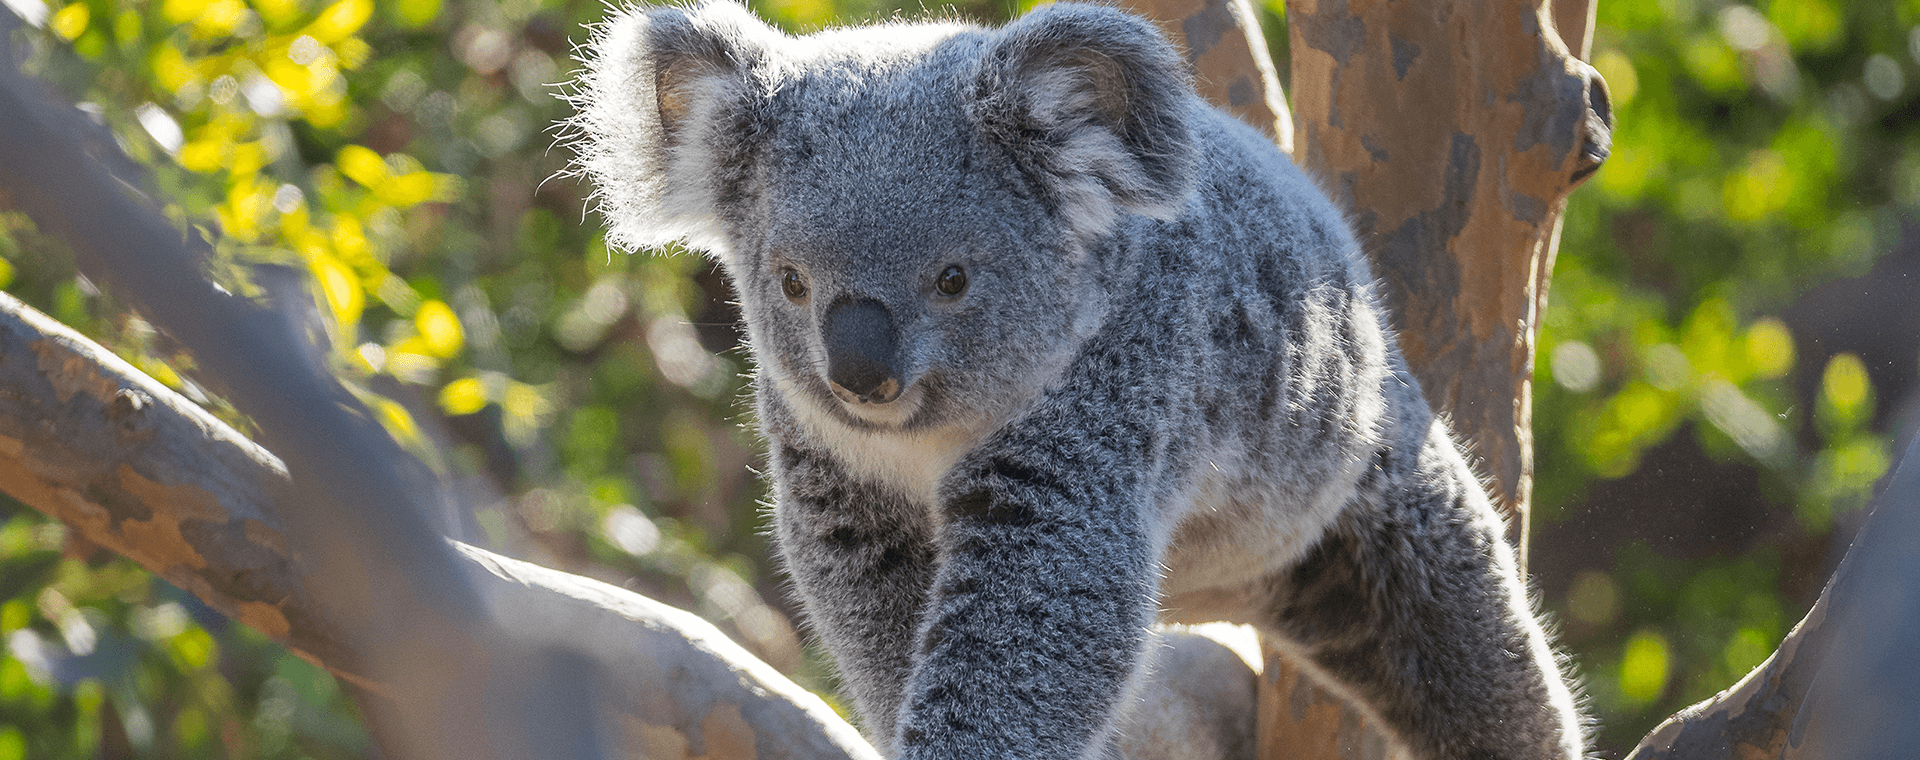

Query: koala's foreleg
897 416 1167 760
1262 425 1582 760
772 443 937 752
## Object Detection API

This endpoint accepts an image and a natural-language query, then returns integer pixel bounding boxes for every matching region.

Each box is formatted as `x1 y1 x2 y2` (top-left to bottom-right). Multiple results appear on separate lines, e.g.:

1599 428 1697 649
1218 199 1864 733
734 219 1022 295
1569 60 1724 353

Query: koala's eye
780 268 809 301
935 265 968 297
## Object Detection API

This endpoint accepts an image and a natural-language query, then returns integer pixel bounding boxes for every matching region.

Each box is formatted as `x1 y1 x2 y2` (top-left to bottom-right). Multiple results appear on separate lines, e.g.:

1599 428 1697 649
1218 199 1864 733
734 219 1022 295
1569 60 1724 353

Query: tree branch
1625 432 1920 759
0 289 880 760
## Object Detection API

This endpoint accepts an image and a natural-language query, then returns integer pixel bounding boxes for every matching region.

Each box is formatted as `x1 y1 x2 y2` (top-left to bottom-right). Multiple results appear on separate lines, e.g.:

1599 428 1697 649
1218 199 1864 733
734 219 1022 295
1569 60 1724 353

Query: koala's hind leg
770 443 936 752
1256 429 1582 760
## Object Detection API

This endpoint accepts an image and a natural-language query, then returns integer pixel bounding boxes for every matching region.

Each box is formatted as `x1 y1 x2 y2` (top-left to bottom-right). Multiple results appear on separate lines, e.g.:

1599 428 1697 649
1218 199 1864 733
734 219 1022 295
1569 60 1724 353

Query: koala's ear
967 3 1197 242
566 0 781 262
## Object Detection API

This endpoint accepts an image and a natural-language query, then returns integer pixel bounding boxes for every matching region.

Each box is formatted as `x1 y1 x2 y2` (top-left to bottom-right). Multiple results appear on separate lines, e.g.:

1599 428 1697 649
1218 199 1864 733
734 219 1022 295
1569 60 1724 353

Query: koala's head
569 1 1195 434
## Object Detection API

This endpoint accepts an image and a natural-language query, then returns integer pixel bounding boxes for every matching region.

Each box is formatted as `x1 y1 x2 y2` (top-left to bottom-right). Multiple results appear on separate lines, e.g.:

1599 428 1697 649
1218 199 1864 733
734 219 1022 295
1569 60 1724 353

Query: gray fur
567 3 1586 759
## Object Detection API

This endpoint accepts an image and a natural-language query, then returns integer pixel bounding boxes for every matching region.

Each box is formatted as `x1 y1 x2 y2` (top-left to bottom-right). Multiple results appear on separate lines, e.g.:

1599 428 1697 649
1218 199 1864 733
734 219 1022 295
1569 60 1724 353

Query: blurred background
0 0 1914 756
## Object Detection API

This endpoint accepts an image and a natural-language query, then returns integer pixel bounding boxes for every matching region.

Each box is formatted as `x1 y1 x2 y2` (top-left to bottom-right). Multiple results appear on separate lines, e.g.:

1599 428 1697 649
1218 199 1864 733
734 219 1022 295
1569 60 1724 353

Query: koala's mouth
825 377 927 428
828 375 902 406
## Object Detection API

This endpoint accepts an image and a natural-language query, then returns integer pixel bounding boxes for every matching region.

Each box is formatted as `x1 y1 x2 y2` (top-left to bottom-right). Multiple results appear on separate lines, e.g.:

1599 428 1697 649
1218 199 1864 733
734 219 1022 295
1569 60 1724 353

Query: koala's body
570 3 1585 759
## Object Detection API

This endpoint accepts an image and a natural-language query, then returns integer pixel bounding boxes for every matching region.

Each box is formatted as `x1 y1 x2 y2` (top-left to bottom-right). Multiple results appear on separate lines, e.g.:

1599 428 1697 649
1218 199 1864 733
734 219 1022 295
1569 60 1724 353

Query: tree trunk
1262 1 1609 758
1289 0 1607 550
1121 0 1293 152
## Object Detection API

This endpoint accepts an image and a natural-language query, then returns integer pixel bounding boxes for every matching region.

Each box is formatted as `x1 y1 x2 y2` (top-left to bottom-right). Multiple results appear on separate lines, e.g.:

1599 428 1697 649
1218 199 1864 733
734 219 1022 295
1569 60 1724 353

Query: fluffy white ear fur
968 4 1197 245
564 0 780 266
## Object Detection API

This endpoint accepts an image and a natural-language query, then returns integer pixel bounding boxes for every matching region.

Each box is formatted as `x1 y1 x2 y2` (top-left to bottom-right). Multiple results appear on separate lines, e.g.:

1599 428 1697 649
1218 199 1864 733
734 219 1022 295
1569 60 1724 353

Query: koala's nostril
823 298 903 404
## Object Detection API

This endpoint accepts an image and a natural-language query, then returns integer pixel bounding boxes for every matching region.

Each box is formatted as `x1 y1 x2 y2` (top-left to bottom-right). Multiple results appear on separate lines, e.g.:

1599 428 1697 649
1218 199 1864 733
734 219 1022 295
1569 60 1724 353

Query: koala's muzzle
822 298 903 405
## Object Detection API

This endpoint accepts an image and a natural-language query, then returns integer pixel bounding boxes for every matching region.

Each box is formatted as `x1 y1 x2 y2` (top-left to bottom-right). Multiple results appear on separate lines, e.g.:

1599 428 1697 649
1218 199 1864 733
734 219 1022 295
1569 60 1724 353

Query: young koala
569 2 1585 759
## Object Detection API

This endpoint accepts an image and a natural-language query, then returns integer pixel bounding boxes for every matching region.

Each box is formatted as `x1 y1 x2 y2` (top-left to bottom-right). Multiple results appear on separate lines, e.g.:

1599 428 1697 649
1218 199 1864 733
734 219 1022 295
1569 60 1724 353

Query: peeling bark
0 291 323 657
1288 0 1609 553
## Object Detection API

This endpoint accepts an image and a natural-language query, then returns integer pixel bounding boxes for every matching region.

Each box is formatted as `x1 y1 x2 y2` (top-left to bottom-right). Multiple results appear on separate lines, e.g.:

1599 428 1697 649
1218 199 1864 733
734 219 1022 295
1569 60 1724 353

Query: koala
568 2 1586 759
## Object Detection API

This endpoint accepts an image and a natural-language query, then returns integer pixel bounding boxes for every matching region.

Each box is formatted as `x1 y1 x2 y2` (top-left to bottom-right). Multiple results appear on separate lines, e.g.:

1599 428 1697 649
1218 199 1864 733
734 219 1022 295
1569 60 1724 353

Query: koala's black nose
822 298 902 404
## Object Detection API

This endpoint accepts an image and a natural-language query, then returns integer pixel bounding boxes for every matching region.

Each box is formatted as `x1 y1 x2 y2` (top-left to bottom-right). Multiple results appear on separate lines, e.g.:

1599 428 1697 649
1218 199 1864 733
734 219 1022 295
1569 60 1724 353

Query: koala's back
1071 107 1405 611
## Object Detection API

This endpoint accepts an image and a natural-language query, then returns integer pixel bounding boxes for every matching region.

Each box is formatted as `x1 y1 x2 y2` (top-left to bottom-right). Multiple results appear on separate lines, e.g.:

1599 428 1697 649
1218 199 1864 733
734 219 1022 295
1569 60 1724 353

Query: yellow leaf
263 58 310 99
290 228 328 261
280 204 311 238
330 216 371 264
223 178 272 241
378 171 436 207
438 377 488 415
335 37 373 69
1744 318 1795 380
152 46 195 93
374 398 424 447
230 141 268 177
169 627 215 670
113 10 138 44
178 139 223 173
309 254 363 328
415 299 464 358
254 0 301 28
161 0 208 25
136 357 184 389
306 99 347 129
1822 353 1871 419
1618 630 1670 704
51 4 89 41
501 381 551 446
306 0 372 44
190 0 246 38
394 0 441 28
337 144 388 188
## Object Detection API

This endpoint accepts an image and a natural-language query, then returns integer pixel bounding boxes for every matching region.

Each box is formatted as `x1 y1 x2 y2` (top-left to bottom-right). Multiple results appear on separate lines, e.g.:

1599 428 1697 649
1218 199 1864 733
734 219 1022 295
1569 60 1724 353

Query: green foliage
1542 0 1909 750
0 0 1908 756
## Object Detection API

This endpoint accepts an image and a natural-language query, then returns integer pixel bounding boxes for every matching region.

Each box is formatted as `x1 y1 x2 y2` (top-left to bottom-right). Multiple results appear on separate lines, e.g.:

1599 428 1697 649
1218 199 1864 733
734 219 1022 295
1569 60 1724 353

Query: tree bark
0 288 881 760
1260 1 1610 759
1121 0 1293 152
1289 0 1607 550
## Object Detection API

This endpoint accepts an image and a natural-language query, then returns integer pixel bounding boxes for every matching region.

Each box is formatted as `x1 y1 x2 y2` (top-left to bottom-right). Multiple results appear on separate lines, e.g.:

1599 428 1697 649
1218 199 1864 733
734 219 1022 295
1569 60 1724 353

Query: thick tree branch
0 290 879 760
1625 432 1920 759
